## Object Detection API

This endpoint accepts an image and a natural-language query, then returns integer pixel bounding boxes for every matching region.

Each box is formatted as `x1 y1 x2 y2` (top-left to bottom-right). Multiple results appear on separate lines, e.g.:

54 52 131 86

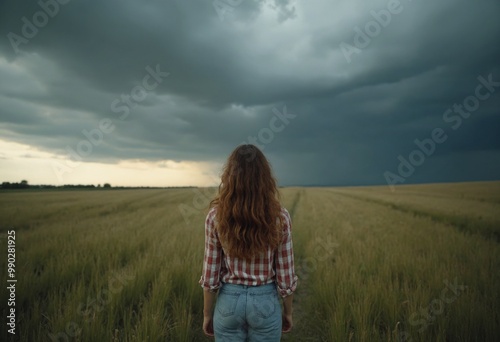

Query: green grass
0 182 499 341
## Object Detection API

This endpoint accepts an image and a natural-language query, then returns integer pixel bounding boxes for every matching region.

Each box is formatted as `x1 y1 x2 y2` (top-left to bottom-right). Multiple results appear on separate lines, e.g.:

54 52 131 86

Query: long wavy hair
210 144 284 260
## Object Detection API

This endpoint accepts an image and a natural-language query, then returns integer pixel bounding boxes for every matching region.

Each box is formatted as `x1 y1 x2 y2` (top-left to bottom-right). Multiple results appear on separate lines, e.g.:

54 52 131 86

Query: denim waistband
220 282 277 294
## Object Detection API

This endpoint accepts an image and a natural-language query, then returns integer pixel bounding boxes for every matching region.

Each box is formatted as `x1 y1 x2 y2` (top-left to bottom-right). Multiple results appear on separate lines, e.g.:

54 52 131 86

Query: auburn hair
210 144 284 260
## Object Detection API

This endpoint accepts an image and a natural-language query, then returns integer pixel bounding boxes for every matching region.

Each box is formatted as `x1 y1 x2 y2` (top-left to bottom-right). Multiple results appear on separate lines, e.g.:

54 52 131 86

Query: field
1 181 499 341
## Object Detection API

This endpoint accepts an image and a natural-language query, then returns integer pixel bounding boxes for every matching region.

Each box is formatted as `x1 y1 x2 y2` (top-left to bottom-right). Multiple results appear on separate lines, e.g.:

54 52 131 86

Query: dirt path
281 260 324 341
282 189 325 341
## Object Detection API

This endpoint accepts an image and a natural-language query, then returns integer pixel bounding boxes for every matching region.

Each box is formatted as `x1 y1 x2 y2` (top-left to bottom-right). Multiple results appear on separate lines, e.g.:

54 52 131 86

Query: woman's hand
282 313 293 333
203 315 214 337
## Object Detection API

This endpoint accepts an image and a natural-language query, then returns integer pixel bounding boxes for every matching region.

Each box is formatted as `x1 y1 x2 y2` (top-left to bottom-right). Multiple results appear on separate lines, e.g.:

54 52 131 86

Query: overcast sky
0 0 499 187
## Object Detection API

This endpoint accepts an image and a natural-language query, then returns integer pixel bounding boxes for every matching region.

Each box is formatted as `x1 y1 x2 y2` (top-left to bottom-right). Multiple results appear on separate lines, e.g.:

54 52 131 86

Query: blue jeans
214 282 282 342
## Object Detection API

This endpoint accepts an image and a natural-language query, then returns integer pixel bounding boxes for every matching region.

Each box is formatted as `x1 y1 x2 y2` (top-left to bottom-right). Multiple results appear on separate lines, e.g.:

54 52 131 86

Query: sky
0 0 499 187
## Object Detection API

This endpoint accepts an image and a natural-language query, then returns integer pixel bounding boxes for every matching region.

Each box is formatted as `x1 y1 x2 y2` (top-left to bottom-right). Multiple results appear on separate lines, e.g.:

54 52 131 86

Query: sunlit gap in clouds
0 139 220 187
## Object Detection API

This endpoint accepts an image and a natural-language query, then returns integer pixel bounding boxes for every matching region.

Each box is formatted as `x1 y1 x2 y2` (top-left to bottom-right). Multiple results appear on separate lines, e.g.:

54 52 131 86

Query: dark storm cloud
0 0 499 186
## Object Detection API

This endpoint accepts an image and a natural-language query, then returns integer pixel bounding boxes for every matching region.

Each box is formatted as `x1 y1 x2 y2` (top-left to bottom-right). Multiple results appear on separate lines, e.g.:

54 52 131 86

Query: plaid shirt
199 207 298 297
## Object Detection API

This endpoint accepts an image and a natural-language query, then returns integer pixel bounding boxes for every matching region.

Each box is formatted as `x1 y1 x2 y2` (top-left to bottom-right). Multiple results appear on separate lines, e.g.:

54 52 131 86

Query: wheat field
0 181 499 341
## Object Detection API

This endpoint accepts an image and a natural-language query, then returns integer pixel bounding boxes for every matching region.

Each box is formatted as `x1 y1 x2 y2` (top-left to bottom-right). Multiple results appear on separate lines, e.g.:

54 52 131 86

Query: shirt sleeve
199 208 223 292
275 208 298 298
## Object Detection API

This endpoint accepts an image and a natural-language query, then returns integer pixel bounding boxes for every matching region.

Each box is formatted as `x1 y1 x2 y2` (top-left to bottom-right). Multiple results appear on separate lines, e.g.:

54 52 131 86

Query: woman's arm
282 293 294 333
203 289 217 317
202 289 217 337
275 209 298 297
282 293 293 316
275 209 298 333
200 209 222 337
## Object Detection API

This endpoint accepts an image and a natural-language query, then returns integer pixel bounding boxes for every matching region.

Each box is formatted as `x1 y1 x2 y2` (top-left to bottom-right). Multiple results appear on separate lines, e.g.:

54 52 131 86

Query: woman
199 144 298 341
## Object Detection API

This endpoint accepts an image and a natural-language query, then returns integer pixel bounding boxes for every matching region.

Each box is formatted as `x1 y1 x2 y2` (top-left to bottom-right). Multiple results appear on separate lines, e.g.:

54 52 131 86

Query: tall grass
0 182 499 341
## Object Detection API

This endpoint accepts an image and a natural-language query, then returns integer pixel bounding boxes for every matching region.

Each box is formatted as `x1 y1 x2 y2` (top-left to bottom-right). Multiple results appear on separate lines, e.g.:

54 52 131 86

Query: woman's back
201 206 297 296
199 144 298 341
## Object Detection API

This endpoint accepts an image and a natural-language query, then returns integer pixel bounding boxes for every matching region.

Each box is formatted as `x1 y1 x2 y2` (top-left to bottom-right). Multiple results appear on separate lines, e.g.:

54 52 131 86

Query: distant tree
103 183 111 188
97 184 101 188
0 181 31 189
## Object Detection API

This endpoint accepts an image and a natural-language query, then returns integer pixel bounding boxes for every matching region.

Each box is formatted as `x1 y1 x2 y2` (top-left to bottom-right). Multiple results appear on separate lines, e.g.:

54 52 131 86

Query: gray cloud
0 0 499 186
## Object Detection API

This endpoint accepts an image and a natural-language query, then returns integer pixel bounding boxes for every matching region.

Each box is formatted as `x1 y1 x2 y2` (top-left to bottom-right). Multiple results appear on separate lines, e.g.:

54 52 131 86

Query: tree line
1 180 111 189
1 181 195 190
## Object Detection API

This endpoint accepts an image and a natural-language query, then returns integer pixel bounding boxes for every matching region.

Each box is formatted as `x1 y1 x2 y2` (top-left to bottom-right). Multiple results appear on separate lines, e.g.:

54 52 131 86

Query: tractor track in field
288 189 304 218
329 190 500 243
283 189 327 341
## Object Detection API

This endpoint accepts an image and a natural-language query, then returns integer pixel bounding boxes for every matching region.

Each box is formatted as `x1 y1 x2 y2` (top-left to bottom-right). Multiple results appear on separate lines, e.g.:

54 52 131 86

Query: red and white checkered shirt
199 207 298 298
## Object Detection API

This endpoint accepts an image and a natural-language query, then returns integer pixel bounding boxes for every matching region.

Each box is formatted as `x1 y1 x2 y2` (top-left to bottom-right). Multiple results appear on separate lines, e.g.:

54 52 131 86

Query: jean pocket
252 292 278 319
216 292 240 317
